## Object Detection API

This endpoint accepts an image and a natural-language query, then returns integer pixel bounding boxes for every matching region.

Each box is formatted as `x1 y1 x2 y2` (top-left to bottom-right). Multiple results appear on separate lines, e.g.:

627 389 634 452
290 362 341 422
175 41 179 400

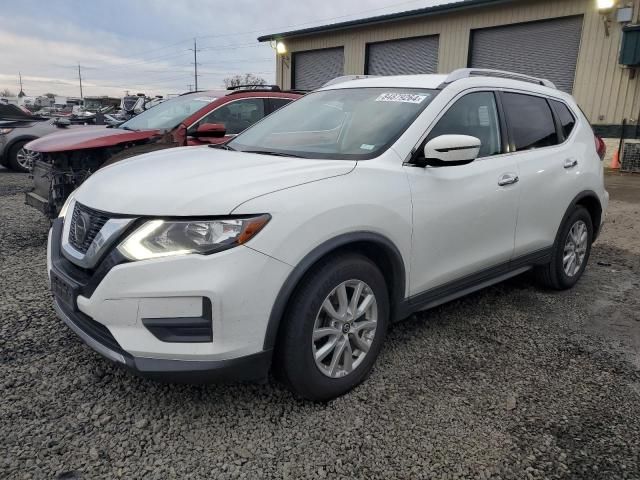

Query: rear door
406 90 520 294
500 92 578 256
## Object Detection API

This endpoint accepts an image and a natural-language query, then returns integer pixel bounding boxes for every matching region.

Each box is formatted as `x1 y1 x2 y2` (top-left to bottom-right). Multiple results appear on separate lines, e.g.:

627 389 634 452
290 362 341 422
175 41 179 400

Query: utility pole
189 38 199 91
18 72 23 93
187 84 193 92
77 64 84 100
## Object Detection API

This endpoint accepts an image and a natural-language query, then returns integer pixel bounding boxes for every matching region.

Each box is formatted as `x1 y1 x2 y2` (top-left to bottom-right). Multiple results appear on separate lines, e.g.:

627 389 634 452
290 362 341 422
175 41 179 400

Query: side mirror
54 117 71 128
193 123 226 138
417 134 481 167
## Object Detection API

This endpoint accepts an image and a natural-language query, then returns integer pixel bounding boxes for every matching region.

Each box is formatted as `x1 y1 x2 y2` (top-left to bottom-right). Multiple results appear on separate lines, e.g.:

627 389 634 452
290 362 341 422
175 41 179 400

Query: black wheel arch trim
563 190 603 241
263 231 406 351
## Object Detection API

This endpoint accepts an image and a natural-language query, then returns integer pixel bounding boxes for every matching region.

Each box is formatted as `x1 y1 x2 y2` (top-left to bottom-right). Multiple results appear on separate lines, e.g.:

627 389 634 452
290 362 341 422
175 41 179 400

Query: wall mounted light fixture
597 0 617 36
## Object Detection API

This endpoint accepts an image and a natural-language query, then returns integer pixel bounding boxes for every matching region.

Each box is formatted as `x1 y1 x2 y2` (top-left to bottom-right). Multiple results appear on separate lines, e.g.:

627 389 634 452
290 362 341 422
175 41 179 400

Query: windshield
120 95 216 131
228 88 437 159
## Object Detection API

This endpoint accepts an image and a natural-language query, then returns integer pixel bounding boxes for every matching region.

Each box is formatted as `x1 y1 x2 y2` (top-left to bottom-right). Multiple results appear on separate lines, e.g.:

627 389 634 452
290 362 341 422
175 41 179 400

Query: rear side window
502 93 558 151
551 100 576 139
269 98 293 113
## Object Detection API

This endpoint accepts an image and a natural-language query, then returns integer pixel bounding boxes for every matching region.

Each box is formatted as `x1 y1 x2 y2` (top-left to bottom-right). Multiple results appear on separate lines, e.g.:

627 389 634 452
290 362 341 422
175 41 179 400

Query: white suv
48 69 608 401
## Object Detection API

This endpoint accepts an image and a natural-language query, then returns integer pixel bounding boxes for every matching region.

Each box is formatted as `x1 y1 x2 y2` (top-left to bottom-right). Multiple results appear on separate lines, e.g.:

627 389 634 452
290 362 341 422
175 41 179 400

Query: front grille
68 202 110 253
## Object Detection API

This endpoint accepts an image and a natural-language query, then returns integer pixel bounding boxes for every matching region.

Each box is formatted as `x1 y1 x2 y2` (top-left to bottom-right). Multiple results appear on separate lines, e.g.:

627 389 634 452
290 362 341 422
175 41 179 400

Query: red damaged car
25 86 301 217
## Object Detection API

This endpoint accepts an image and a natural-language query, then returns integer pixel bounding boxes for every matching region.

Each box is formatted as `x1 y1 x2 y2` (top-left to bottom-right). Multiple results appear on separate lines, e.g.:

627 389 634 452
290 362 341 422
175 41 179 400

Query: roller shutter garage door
366 36 439 75
470 16 583 93
293 48 344 90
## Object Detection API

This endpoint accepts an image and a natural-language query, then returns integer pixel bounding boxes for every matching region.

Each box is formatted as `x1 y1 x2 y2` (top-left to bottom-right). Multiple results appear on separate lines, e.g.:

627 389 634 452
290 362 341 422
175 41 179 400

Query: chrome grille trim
61 199 136 269
68 203 110 253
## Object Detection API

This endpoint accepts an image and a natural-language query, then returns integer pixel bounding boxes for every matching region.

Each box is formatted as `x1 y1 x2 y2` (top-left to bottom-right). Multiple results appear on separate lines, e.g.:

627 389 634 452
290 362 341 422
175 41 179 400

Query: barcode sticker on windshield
375 93 429 104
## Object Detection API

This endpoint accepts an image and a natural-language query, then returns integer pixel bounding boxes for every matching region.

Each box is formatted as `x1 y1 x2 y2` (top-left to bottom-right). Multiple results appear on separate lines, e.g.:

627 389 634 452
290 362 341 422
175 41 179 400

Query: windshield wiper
208 143 235 151
242 150 304 158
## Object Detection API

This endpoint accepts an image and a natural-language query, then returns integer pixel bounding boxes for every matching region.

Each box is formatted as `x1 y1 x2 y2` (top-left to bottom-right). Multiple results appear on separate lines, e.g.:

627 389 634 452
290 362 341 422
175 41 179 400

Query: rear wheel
8 140 31 173
275 254 389 401
535 206 593 290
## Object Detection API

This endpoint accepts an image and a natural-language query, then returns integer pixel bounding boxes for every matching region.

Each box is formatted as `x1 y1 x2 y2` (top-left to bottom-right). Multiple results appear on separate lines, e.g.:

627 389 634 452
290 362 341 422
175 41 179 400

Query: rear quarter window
502 93 558 151
550 100 577 139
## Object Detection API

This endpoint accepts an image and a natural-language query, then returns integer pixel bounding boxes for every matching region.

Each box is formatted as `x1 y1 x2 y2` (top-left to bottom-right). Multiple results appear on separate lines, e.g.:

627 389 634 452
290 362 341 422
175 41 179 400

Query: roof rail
443 68 556 89
227 84 281 92
322 75 379 87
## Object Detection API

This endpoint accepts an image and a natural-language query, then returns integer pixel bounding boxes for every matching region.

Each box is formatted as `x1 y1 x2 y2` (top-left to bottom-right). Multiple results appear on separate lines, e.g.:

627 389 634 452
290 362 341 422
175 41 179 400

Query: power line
196 0 437 40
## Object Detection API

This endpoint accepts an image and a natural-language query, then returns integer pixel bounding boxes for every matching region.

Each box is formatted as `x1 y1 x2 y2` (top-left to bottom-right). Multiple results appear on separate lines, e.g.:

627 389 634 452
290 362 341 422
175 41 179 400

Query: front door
187 98 267 146
406 91 520 295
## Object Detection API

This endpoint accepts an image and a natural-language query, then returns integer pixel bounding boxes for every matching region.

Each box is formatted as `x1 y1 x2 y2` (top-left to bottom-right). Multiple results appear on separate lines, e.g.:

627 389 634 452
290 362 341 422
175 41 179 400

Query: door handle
564 158 578 169
498 173 519 186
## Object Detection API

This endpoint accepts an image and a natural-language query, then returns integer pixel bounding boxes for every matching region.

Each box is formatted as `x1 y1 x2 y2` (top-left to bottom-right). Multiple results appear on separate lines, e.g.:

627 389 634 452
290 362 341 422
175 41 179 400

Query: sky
0 0 455 99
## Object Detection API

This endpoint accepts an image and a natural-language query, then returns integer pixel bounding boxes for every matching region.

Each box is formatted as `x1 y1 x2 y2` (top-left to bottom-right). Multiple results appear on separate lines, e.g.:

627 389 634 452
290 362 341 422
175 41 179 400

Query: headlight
117 215 271 261
0 128 14 135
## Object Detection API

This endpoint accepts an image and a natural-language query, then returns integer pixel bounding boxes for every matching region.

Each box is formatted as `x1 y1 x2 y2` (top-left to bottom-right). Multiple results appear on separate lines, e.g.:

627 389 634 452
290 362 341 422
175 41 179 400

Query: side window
502 93 558 151
550 100 576 139
426 92 501 157
269 98 293 113
197 98 265 135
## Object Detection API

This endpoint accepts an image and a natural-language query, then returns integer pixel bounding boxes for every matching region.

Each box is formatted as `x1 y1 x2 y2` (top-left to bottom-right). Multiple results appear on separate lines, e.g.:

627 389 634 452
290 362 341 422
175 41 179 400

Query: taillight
594 134 606 161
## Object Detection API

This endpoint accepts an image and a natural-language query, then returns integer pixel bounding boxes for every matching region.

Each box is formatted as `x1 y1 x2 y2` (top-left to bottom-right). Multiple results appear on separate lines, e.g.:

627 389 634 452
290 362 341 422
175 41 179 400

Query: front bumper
48 217 292 383
53 297 272 382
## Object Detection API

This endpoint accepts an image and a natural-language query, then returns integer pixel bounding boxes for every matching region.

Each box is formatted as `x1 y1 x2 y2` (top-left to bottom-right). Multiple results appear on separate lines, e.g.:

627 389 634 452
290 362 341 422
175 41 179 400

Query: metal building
259 0 640 137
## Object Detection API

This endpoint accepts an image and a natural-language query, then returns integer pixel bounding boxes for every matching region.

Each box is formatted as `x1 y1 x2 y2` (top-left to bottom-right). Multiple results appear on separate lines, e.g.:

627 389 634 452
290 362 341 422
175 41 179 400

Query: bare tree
223 73 267 89
0 88 14 97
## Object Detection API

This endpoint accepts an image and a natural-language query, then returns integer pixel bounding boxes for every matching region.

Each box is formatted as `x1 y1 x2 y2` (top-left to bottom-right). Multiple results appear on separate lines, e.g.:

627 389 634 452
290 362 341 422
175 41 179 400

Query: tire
7 140 31 173
275 253 389 401
535 206 593 290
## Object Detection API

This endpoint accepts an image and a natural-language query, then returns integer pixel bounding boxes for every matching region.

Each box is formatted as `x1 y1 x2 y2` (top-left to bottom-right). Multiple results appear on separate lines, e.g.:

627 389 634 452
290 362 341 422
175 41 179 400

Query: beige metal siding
275 0 640 126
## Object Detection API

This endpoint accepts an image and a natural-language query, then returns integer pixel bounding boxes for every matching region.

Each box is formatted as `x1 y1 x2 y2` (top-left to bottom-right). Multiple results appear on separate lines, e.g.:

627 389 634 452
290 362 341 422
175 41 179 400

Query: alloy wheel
563 220 588 277
312 279 378 378
16 148 30 171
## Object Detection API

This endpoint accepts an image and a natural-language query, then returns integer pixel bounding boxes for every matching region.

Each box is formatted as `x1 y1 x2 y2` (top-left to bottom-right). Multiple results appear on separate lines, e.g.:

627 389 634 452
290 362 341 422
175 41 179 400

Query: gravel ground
1 167 639 480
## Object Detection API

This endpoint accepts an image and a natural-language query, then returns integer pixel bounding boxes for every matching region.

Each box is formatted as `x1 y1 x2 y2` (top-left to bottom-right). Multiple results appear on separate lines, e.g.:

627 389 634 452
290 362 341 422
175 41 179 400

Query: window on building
502 93 558 151
426 92 502 157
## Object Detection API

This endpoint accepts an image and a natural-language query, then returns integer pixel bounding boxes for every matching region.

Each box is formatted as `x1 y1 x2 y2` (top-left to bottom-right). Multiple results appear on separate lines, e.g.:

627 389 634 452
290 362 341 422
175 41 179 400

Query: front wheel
8 140 31 173
535 206 593 290
275 254 389 401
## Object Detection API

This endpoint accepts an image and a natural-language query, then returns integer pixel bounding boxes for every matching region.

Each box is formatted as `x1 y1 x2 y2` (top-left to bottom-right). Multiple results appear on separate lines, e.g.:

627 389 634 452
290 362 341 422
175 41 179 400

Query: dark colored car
25 87 301 217
0 105 65 172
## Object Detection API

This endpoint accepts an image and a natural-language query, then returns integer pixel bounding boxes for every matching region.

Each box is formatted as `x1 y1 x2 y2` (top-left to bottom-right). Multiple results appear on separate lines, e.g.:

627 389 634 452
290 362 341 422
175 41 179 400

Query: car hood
74 146 356 216
25 126 159 152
